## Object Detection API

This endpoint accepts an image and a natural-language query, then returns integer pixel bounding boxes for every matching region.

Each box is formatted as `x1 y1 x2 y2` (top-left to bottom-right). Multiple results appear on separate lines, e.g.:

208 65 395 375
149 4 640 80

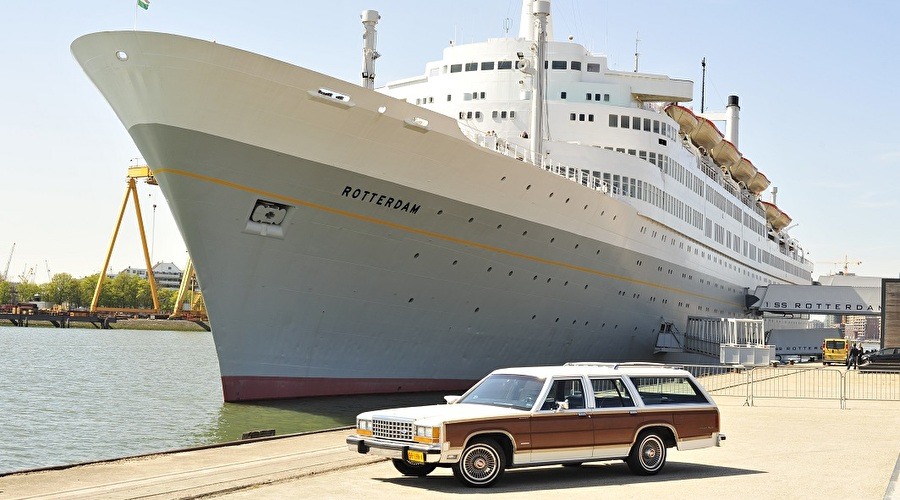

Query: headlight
413 425 440 444
357 418 373 435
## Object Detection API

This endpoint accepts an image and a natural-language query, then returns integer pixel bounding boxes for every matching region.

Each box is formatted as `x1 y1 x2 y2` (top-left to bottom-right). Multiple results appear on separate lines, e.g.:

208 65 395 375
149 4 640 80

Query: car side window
540 378 587 410
590 378 635 408
629 376 710 405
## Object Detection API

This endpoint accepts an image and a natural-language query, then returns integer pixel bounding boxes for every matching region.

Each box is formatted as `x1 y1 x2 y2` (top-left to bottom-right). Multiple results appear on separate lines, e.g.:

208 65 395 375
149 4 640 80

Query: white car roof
489 363 694 379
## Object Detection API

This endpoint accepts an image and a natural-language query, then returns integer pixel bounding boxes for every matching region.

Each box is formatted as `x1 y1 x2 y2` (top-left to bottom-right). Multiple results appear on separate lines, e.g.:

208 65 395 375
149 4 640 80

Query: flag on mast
138 0 150 10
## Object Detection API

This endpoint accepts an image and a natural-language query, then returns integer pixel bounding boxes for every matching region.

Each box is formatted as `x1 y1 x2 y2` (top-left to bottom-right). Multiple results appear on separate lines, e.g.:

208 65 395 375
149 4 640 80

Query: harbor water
0 326 444 475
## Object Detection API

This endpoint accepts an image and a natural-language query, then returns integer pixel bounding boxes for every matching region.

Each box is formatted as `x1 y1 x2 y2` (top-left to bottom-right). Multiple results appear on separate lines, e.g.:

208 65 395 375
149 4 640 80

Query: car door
527 377 593 463
589 377 640 459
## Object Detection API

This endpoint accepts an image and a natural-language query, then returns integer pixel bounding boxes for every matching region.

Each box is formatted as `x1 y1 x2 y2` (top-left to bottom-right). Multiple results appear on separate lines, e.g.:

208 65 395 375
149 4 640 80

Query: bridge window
621 116 630 128
450 64 462 73
465 62 478 71
498 60 513 69
608 114 618 127
551 60 567 69
587 63 600 72
570 61 582 70
481 61 495 70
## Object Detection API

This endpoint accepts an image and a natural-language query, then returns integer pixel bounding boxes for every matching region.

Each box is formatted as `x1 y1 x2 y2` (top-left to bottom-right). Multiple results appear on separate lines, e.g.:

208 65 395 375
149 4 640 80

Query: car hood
359 403 527 426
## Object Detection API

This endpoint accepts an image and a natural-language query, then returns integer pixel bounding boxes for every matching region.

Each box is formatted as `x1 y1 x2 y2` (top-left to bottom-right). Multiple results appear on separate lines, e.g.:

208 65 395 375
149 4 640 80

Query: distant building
115 262 183 289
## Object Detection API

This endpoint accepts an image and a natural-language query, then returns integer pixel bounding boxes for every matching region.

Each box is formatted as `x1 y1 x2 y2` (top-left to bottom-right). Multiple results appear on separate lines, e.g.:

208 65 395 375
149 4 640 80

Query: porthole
564 281 568 286
452 260 458 265
532 315 537 320
549 192 554 198
533 275 538 280
115 50 128 61
501 176 506 181
408 298 414 303
497 224 502 229
508 271 514 276
526 184 532 190
565 198 570 203
596 250 601 255
522 230 528 236
555 318 560 323
574 244 579 249
474 307 480 313
468 217 474 223
546 278 551 283
572 320 577 325
487 266 492 272
583 205 588 210
414 253 420 258
550 237 555 243
584 285 589 289
437 210 443 215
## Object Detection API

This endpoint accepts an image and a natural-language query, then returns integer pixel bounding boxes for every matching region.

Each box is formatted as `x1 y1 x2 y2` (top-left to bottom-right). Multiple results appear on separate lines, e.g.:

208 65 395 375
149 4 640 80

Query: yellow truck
821 338 850 365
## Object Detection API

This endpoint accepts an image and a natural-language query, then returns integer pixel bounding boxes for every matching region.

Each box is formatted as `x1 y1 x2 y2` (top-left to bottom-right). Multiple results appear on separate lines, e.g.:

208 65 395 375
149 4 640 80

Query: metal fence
683 364 900 409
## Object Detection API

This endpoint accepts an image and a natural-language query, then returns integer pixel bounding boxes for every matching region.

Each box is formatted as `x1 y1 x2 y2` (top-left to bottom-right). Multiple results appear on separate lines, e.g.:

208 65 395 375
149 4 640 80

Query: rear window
826 340 847 349
630 376 709 405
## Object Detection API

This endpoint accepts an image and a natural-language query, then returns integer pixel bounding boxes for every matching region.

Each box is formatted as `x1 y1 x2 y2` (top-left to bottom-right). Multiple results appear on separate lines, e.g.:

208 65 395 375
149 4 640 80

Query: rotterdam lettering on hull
341 186 421 214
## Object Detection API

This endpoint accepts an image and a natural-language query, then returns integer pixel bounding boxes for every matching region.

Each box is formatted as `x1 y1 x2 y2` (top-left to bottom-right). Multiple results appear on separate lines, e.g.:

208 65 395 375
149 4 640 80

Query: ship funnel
725 94 739 148
361 10 381 90
518 0 553 41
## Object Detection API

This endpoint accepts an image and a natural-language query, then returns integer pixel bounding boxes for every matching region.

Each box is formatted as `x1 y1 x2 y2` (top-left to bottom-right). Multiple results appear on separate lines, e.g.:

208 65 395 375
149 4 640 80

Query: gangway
748 274 883 316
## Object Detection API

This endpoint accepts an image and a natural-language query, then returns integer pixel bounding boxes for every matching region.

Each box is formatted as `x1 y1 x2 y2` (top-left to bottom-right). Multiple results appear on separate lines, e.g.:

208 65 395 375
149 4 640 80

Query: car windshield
458 374 545 411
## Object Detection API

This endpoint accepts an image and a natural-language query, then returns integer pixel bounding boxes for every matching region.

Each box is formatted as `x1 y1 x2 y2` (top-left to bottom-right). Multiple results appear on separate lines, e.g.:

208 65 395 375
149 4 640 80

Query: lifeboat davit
664 104 699 136
761 201 792 231
731 157 757 185
710 139 741 170
689 117 724 152
747 170 770 194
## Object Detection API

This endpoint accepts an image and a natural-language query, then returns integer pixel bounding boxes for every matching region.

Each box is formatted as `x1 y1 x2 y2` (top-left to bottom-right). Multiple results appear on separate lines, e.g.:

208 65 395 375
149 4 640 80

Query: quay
1 396 897 499
0 311 116 329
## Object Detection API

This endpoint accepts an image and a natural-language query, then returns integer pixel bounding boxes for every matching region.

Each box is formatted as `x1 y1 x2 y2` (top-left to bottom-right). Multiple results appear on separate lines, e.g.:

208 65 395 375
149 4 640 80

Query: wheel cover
461 444 499 483
640 436 664 470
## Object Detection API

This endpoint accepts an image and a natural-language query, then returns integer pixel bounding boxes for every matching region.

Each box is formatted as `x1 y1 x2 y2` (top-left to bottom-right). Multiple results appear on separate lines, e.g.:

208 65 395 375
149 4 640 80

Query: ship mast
527 1 550 159
360 10 380 90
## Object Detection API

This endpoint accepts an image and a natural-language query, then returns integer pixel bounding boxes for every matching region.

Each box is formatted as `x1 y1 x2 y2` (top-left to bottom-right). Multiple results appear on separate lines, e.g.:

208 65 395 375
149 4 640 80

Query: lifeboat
731 157 757 185
760 201 792 231
710 139 741 170
689 116 724 152
664 104 699 136
747 170 770 194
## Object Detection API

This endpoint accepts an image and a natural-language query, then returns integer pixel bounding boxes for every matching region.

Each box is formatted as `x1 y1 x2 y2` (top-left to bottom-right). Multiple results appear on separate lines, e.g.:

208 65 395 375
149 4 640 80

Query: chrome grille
372 418 413 441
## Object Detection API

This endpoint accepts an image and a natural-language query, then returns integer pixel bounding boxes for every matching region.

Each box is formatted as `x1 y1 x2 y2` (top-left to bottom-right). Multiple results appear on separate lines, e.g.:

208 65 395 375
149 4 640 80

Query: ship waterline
73 18 808 401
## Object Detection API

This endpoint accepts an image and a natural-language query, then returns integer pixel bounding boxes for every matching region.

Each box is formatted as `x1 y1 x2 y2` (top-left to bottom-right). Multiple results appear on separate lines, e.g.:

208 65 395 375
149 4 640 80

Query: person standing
848 343 859 370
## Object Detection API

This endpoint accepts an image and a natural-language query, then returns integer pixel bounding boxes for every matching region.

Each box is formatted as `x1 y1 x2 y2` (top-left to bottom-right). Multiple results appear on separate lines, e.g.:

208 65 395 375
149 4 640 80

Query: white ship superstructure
72 0 811 401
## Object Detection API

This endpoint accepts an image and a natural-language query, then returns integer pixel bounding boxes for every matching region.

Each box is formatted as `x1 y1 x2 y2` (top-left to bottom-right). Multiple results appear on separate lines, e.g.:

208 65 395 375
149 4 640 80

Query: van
821 338 849 365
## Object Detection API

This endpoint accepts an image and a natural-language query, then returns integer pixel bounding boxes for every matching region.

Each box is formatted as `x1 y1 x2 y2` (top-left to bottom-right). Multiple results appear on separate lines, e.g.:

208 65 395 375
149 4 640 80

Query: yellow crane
90 165 160 313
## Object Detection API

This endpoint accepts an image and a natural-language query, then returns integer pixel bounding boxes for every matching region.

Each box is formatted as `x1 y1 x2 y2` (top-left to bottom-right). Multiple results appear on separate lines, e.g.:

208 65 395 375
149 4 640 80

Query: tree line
0 273 179 312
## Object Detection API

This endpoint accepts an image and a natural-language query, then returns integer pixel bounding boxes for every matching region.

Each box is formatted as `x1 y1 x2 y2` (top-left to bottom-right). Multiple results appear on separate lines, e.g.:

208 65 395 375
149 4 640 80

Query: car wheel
391 458 437 477
626 430 667 475
452 438 506 487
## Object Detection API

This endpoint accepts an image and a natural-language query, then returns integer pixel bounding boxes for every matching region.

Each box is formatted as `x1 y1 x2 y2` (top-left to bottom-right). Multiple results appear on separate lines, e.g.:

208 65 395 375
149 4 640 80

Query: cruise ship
72 0 812 401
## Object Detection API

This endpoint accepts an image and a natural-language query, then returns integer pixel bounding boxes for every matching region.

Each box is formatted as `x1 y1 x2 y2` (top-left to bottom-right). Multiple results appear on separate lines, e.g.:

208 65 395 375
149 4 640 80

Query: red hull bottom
221 375 477 402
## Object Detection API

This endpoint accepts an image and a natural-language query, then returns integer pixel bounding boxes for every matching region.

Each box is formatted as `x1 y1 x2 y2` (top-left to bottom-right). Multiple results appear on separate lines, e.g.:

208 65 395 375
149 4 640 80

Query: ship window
579 113 585 121
481 61 495 70
595 93 602 101
459 111 465 119
510 111 516 118
639 150 647 160
492 110 499 118
501 111 508 118
659 138 668 146
552 60 566 69
653 120 660 134
561 91 567 99
480 92 486 99
570 61 582 70
661 123 667 136
415 98 421 104
450 64 462 73
498 60 513 69
628 149 636 156
570 113 576 121
586 93 592 101
587 63 600 72
588 114 594 122
632 117 640 130
466 111 473 119
465 62 478 71
447 94 452 101
649 152 657 165
621 116 630 128
475 111 482 119
616 148 625 153
604 94 610 101
643 118 651 131
608 114 618 127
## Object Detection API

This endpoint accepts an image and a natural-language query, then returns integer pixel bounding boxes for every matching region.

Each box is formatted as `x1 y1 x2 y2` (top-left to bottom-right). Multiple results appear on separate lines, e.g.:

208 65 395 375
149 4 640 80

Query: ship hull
74 31 759 401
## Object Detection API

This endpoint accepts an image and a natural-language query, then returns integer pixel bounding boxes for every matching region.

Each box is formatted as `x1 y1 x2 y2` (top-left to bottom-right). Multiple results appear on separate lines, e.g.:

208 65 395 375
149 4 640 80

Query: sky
1 0 898 283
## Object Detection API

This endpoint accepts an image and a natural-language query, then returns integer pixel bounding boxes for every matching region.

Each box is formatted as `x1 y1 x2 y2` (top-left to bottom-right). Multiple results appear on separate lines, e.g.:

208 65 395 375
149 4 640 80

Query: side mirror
444 395 461 405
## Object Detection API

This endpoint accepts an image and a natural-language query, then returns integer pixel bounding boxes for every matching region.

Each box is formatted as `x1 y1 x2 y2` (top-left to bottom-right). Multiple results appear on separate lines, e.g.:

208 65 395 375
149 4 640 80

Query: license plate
407 450 425 463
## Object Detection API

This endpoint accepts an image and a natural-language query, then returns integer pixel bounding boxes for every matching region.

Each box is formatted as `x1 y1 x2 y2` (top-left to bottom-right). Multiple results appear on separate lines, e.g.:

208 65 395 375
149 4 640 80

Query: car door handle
629 410 638 415
578 412 589 417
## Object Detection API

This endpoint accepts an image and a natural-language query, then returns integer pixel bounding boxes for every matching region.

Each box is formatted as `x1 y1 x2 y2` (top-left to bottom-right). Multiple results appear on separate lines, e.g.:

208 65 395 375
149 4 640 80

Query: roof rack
564 361 685 370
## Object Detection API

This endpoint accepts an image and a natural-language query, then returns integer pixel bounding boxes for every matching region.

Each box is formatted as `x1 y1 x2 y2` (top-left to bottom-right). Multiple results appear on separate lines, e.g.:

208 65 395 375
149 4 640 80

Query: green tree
16 281 41 303
0 279 11 304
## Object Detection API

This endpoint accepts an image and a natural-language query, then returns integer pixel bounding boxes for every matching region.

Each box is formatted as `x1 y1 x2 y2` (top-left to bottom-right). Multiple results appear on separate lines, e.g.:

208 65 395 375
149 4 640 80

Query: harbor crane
90 165 160 313
3 243 14 281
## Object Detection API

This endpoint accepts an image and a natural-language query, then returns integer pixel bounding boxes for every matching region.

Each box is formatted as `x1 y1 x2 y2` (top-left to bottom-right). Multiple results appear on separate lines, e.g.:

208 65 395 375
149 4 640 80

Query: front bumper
346 435 443 464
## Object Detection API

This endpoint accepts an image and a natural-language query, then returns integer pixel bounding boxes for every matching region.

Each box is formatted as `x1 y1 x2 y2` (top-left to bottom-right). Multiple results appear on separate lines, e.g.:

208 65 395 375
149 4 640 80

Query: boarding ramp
657 317 773 366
